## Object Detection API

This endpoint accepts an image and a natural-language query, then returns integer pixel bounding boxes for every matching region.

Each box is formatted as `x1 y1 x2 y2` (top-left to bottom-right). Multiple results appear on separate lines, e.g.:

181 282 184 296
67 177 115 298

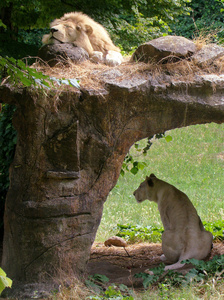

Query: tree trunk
0 3 18 40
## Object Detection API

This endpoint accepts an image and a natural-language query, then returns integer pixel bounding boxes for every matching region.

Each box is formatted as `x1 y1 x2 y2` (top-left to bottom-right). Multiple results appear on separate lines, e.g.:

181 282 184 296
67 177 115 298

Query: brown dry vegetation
31 43 224 92
90 241 224 271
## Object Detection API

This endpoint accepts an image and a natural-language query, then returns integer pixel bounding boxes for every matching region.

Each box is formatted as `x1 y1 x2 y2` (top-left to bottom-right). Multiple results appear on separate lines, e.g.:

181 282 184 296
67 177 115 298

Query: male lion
133 174 213 271
42 12 123 66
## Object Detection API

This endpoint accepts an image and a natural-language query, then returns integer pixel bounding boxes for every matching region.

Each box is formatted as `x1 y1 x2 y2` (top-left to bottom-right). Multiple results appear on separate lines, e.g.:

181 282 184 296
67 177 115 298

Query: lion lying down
42 12 123 66
133 174 213 271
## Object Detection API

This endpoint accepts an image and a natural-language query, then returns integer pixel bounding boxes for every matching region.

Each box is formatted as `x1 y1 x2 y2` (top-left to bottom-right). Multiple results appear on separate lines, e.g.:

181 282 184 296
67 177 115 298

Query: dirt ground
88 242 224 287
0 241 223 290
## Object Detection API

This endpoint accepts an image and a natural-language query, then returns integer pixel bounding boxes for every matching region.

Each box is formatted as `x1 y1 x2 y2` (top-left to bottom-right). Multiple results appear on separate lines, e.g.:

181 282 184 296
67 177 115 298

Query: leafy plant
86 275 134 299
116 224 164 243
88 286 134 300
121 133 172 176
0 56 80 89
0 268 12 295
171 0 224 42
134 264 166 288
135 254 224 288
204 220 224 241
116 220 224 244
0 56 51 87
183 255 224 276
86 274 110 293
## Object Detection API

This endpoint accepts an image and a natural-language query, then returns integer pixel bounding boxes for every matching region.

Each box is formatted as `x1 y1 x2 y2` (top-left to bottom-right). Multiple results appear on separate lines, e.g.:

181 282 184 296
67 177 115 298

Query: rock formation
0 36 224 297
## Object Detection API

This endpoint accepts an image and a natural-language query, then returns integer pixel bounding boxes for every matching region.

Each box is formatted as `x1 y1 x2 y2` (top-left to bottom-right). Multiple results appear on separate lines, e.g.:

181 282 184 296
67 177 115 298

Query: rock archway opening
89 123 224 285
95 122 224 244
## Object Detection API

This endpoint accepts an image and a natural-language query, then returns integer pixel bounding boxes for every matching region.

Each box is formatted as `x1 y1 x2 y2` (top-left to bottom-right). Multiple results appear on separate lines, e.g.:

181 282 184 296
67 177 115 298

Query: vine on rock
121 133 172 176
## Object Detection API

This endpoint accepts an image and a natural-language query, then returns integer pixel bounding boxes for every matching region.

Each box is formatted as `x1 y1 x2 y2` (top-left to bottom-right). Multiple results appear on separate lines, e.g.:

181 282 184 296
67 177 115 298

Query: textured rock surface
38 44 89 66
0 69 224 297
192 44 224 66
132 36 197 63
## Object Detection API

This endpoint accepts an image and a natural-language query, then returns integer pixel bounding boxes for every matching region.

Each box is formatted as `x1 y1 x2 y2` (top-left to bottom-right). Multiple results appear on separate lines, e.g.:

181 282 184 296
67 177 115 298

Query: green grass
135 278 224 300
96 122 224 242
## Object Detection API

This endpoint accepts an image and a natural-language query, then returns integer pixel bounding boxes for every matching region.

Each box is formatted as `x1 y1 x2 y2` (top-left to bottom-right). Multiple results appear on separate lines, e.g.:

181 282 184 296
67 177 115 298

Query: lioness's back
156 179 202 228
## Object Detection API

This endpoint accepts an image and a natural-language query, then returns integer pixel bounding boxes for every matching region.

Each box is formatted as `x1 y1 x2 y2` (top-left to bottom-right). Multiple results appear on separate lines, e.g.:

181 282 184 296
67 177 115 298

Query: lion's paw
105 50 123 66
90 51 104 63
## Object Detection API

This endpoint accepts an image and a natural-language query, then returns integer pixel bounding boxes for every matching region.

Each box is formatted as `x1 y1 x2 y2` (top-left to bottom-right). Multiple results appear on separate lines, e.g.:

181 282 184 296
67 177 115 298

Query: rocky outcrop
1 38 224 297
131 35 224 66
39 36 224 68
132 36 197 62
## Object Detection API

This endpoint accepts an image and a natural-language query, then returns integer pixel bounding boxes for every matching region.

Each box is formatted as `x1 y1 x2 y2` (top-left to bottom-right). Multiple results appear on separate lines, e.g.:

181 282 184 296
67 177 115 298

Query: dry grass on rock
32 39 224 92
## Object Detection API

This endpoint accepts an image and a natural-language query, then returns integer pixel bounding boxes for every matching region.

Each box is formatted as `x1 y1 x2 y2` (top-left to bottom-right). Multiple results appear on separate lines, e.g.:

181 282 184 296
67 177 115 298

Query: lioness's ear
147 178 154 187
149 173 156 178
85 25 93 35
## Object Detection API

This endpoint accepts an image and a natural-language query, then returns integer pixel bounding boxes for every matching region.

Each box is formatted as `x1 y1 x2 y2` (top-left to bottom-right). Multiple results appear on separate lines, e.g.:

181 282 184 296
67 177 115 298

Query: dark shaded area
0 33 40 60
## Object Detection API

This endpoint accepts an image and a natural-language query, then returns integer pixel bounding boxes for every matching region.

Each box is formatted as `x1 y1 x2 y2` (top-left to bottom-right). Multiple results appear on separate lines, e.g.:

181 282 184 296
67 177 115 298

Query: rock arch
0 68 224 295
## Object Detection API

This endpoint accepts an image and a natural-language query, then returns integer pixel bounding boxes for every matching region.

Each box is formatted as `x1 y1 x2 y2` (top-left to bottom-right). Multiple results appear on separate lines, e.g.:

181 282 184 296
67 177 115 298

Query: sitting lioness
133 174 213 271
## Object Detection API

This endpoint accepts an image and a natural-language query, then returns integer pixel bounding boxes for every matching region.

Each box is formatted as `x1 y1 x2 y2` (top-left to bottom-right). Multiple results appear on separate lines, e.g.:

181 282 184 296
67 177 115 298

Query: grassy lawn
96 122 224 242
135 279 224 300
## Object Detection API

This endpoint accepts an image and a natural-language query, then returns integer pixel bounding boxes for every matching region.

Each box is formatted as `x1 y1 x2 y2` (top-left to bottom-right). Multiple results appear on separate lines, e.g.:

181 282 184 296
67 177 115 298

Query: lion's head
42 19 92 45
133 174 156 203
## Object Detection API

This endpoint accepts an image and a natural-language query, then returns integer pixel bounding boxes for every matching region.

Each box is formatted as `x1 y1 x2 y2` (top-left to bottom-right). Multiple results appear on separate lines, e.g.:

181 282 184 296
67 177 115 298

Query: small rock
104 236 128 247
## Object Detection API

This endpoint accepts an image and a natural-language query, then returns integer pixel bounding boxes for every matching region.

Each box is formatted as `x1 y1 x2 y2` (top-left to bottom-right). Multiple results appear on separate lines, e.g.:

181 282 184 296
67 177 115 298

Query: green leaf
0 268 12 296
0 269 6 277
92 274 109 283
137 162 147 170
150 264 166 275
0 20 7 29
120 169 125 176
19 76 33 87
105 285 121 297
85 280 103 293
165 135 172 142
130 167 138 175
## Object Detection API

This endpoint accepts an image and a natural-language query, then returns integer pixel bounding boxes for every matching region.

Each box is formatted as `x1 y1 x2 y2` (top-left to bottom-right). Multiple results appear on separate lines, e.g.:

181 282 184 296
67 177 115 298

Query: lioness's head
133 174 157 203
42 19 93 44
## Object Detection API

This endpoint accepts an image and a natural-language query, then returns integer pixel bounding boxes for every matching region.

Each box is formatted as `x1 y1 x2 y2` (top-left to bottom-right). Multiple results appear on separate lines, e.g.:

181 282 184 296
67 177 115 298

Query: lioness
133 174 213 271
